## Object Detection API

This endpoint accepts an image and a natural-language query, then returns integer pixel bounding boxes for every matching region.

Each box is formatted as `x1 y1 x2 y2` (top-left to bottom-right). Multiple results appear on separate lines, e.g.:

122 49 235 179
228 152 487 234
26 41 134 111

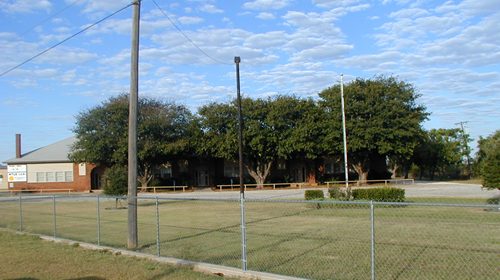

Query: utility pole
340 74 350 195
128 0 140 250
455 121 472 178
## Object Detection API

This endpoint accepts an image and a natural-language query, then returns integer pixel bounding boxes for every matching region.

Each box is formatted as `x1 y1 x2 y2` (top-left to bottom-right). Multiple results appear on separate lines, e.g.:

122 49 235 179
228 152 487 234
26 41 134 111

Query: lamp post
234 56 247 271
234 56 244 198
340 74 350 194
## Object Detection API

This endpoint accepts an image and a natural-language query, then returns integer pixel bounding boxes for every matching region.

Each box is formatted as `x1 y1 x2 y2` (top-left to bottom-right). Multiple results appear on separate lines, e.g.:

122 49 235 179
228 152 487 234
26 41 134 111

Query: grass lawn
0 230 235 280
0 196 499 279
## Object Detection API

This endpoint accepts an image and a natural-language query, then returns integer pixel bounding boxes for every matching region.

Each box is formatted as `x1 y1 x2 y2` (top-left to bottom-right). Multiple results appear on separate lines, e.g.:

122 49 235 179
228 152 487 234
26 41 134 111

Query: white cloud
78 0 131 16
36 47 98 66
243 0 291 11
177 16 204 25
256 12 275 20
199 4 223 14
244 31 288 49
0 0 51 13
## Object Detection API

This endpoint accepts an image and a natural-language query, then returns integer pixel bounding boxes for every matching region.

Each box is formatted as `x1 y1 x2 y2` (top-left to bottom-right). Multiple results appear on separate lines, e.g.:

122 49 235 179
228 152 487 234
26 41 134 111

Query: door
197 169 209 186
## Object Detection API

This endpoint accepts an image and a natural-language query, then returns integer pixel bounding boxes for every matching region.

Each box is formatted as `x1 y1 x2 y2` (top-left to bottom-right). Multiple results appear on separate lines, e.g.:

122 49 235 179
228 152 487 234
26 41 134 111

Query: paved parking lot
142 181 500 200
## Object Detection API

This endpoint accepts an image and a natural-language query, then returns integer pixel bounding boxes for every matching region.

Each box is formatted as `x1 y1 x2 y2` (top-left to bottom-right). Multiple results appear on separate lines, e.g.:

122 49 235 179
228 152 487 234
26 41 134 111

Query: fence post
19 193 23 232
370 200 376 280
155 196 161 257
240 194 247 271
53 195 57 239
97 195 101 246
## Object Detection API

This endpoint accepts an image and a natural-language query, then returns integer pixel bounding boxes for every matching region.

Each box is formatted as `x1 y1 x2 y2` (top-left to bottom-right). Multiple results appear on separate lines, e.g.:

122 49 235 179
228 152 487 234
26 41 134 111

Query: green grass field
0 196 499 279
0 230 235 280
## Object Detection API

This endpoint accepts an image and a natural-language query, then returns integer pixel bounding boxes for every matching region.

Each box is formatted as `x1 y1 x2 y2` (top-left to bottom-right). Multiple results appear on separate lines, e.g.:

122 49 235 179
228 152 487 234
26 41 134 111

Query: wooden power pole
128 0 140 250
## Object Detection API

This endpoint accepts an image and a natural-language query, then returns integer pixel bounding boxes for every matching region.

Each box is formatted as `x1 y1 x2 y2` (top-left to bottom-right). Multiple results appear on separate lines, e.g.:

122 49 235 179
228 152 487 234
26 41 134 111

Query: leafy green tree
197 96 325 187
319 76 428 184
476 130 500 189
102 164 127 207
413 128 464 180
70 95 193 191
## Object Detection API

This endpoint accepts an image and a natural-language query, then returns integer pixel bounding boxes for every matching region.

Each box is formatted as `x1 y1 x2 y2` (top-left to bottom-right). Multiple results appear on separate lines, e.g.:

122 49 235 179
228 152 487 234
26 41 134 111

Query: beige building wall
27 163 73 183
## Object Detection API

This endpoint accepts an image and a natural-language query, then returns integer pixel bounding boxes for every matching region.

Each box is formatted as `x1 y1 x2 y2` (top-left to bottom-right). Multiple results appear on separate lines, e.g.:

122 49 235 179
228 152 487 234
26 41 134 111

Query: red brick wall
10 163 95 193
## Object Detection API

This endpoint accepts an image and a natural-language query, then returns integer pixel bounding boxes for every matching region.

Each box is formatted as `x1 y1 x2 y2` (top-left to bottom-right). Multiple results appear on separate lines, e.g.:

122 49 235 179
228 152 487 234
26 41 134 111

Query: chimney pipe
15 134 21 158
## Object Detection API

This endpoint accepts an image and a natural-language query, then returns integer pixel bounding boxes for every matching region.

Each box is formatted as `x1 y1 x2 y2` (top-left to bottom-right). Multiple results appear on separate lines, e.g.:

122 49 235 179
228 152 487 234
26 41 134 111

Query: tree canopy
70 94 193 190
412 128 464 180
196 96 325 186
319 76 428 183
476 130 500 189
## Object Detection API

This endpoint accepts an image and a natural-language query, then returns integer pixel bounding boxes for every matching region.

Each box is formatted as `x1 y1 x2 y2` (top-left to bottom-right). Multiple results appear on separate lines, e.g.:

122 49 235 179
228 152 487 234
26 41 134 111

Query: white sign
7 165 27 182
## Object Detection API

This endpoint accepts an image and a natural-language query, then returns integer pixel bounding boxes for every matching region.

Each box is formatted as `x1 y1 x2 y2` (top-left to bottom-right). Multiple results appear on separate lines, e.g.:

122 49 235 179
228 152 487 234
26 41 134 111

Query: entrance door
293 166 306 182
197 169 209 186
91 168 103 190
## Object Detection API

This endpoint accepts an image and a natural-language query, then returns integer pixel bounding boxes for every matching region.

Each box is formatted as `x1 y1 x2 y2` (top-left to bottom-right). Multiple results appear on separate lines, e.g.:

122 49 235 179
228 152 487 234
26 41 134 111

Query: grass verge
0 197 498 279
0 229 234 280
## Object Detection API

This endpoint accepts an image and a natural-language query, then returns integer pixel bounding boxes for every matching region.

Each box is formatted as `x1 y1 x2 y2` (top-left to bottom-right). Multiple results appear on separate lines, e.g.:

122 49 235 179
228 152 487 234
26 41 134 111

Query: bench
138 186 189 193
216 182 307 191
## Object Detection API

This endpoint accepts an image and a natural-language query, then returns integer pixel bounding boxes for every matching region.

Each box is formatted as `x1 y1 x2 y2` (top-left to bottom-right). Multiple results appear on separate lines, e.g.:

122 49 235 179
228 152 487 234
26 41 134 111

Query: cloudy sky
1 0 499 161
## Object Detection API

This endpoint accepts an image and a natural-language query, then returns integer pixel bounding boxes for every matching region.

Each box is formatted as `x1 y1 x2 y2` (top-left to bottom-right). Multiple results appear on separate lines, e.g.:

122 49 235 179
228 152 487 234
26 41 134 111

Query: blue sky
1 0 499 162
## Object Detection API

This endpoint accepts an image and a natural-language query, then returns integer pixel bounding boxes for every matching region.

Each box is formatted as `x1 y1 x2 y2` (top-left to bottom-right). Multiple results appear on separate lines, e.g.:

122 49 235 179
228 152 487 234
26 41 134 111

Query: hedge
305 190 324 200
328 187 350 200
352 187 405 202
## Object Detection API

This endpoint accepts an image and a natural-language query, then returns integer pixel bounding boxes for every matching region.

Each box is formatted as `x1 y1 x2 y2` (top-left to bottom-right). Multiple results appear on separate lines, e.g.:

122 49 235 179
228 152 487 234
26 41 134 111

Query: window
34 171 73 182
36 172 46 182
46 172 55 182
56 172 65 182
65 171 73 182
277 160 286 170
159 163 172 178
178 160 189 173
224 161 238 177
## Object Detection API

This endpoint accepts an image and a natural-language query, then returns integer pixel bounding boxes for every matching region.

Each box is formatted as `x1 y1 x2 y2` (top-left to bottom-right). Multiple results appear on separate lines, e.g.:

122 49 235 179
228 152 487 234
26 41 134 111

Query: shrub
305 190 324 200
352 187 405 202
102 165 128 196
328 187 350 200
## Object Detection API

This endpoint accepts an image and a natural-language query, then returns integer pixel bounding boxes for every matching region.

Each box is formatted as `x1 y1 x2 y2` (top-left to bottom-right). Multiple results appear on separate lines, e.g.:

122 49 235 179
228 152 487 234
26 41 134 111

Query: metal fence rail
326 178 415 187
0 194 498 280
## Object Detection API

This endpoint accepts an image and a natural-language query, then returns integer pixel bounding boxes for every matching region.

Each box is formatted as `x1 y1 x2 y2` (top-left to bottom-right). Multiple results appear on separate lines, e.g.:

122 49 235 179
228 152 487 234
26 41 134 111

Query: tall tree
476 130 500 189
319 76 428 183
197 96 325 187
70 94 193 191
413 128 464 180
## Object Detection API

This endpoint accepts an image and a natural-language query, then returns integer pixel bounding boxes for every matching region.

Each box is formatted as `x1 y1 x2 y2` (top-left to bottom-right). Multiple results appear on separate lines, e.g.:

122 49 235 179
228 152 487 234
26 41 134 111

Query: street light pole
234 56 247 271
340 74 350 194
234 56 244 198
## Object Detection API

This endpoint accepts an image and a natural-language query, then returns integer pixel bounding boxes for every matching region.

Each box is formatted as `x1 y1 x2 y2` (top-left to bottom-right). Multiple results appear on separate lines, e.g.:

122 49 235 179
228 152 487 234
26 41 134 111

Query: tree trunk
390 163 399 179
352 159 370 185
138 166 153 192
246 161 272 189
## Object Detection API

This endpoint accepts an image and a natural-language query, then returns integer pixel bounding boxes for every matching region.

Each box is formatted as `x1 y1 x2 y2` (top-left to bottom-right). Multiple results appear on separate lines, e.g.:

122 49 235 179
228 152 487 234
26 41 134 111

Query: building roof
5 137 76 164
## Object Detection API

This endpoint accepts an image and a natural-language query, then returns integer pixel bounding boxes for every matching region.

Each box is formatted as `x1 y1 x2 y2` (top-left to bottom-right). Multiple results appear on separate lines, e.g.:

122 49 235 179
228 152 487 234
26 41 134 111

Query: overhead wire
0 2 134 78
151 0 233 66
18 0 81 37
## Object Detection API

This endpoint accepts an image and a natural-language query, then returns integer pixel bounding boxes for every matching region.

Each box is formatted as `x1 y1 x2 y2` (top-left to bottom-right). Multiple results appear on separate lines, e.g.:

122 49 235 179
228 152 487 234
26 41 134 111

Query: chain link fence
0 194 498 279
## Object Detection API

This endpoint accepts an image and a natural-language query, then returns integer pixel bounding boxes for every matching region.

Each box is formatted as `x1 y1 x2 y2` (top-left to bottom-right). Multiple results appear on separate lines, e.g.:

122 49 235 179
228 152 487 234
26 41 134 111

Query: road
140 181 500 200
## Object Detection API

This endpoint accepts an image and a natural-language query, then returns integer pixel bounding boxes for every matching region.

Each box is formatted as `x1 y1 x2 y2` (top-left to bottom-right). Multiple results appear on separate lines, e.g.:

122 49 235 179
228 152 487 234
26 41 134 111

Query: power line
19 0 81 37
0 3 134 78
151 0 232 66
